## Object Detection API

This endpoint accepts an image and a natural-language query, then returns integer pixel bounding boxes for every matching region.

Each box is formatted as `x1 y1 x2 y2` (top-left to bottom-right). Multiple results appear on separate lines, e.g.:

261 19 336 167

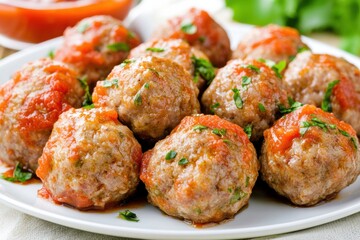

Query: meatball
283 52 360 135
55 15 141 87
201 59 288 141
0 58 84 171
129 38 215 91
152 8 231 67
260 104 360 206
36 107 142 210
233 24 309 64
92 56 200 142
141 114 259 223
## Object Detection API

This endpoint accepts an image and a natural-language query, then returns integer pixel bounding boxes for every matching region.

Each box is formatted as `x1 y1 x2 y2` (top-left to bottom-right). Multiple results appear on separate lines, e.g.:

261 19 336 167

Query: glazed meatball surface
92 56 200 142
201 59 288 141
37 107 142 210
152 8 231 67
141 115 259 223
129 38 214 91
55 15 141 86
260 105 360 206
284 52 360 135
233 24 309 64
0 58 84 171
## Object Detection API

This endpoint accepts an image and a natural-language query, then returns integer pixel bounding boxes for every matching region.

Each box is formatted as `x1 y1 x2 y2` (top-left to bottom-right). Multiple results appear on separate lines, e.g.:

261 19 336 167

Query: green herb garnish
241 76 252 89
210 102 220 114
258 103 266 112
212 128 227 137
243 124 252 139
144 82 150 89
230 187 247 204
178 158 189 166
120 59 135 67
279 97 303 114
103 79 118 88
321 80 340 112
165 150 177 160
78 76 92 107
180 21 197 34
232 88 243 109
0 163 32 183
119 210 139 222
223 139 232 145
148 68 159 77
247 64 260 73
258 58 286 78
134 93 142 106
245 176 250 187
48 50 55 59
146 47 165 52
107 42 130 52
83 104 95 110
191 56 216 85
193 125 208 132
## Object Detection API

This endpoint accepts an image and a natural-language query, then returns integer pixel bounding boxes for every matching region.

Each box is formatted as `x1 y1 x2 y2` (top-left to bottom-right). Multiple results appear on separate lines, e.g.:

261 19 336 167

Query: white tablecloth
1 0 360 239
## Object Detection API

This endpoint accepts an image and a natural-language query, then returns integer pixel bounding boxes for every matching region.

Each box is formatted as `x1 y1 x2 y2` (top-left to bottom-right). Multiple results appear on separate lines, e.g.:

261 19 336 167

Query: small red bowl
0 0 134 44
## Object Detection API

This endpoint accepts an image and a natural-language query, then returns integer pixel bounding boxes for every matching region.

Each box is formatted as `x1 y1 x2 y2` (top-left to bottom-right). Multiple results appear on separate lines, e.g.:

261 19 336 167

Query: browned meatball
55 15 141 86
283 52 360 135
129 38 215 91
260 104 360 206
152 8 231 67
233 24 309 64
201 59 288 141
37 107 142 210
0 58 84 171
92 56 200 142
141 114 259 223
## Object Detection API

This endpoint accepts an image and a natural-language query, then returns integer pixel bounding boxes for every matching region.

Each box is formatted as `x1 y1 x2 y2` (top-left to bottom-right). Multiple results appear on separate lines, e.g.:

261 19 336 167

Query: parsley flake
78 76 92 107
232 88 243 109
119 210 139 222
134 93 142 106
165 150 177 160
245 176 250 187
107 42 130 52
48 50 55 59
120 59 135 67
146 47 165 52
0 163 32 183
279 97 303 115
178 158 189 166
103 79 118 88
193 125 208 132
243 124 252 139
212 128 227 137
258 58 286 78
191 56 216 85
241 76 252 89
321 80 340 112
210 102 220 114
180 21 197 34
144 82 150 89
230 187 247 204
247 64 260 73
258 103 266 112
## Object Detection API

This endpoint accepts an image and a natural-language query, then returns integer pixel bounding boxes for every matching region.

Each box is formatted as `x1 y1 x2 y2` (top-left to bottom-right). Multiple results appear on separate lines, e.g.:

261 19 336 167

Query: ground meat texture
92 56 200 142
151 8 231 68
129 38 213 91
55 15 141 87
260 104 360 206
140 114 259 223
233 24 309 64
36 107 142 210
283 52 360 135
201 59 288 141
0 58 83 171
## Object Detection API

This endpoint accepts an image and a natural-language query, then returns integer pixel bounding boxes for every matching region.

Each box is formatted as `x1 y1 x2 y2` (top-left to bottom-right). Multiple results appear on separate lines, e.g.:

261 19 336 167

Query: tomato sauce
0 0 133 43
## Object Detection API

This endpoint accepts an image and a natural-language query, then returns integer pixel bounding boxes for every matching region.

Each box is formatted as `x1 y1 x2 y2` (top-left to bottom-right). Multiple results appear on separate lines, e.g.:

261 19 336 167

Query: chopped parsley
298 46 310 53
258 58 286 78
178 158 189 166
144 82 150 89
107 42 130 52
180 21 197 34
78 76 92 107
127 31 136 39
83 104 95 110
212 128 227 137
133 93 142 106
102 79 118 88
223 139 232 145
148 68 159 77
258 103 266 112
165 150 177 160
120 59 135 67
210 102 220 114
119 210 139 222
232 88 243 109
279 97 303 115
241 76 252 89
193 125 208 132
230 187 247 204
146 47 165 52
247 64 260 73
243 124 252 139
321 80 340 112
48 50 55 59
77 23 89 33
0 163 32 183
245 176 250 187
191 56 216 85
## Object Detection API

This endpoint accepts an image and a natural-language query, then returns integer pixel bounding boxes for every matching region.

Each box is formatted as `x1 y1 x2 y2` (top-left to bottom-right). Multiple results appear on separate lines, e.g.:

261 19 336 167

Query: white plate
1 2 360 240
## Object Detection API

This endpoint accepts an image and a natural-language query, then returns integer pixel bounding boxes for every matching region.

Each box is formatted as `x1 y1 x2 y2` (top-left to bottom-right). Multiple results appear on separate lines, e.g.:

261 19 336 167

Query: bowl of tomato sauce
0 0 134 47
